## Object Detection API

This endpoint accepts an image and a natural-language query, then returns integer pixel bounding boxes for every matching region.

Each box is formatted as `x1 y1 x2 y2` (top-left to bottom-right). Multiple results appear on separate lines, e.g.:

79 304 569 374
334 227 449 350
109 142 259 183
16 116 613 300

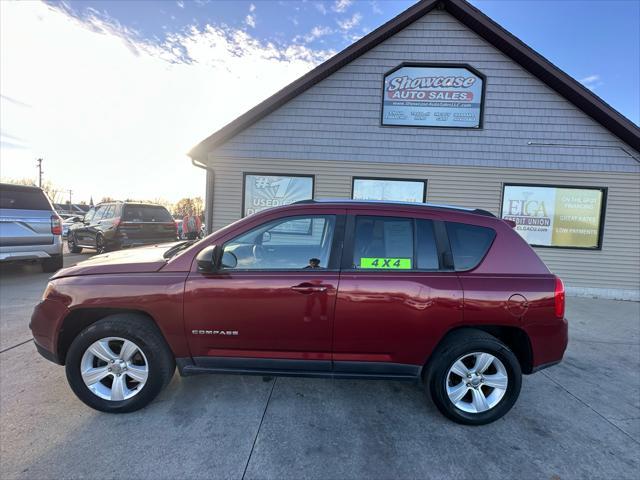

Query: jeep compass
31 200 568 425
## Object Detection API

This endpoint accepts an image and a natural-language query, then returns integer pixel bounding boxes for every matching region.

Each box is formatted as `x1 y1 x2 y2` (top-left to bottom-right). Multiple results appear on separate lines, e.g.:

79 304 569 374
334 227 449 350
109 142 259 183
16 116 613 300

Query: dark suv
31 201 567 424
67 201 177 254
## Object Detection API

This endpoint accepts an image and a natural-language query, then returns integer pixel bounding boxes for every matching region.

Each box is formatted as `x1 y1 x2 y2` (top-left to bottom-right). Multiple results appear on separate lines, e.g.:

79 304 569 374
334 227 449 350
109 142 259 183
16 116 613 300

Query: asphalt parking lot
1 252 638 479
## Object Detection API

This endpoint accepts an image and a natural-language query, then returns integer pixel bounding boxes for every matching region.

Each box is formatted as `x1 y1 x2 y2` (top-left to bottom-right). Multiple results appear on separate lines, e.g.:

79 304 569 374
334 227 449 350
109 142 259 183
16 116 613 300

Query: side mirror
196 245 221 272
221 250 237 269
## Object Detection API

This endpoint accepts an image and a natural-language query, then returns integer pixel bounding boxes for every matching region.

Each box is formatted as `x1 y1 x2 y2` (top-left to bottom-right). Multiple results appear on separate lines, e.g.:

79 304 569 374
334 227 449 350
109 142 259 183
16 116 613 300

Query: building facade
189 0 640 300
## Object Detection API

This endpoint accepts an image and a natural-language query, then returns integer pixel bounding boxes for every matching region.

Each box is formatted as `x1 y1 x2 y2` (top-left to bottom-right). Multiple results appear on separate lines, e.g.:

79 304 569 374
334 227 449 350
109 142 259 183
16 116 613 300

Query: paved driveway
1 256 638 479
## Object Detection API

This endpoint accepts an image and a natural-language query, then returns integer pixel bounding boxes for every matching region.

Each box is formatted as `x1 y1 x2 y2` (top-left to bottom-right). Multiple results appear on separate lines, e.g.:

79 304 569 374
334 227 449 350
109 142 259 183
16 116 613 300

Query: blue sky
50 0 640 122
2 1 638 203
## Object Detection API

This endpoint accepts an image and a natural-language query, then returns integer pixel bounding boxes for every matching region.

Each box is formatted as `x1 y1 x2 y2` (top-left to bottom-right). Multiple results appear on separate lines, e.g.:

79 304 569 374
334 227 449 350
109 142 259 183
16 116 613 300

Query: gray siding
208 157 640 300
202 8 640 299
210 10 639 171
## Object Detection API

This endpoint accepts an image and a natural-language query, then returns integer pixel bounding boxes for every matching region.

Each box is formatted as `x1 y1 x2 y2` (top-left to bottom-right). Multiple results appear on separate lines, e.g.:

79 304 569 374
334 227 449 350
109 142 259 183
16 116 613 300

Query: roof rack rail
290 199 496 217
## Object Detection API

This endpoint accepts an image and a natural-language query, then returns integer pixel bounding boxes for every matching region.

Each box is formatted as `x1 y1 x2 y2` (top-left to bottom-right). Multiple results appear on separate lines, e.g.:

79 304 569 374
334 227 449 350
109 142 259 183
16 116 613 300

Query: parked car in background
61 215 83 238
32 200 567 424
67 201 177 254
0 183 63 272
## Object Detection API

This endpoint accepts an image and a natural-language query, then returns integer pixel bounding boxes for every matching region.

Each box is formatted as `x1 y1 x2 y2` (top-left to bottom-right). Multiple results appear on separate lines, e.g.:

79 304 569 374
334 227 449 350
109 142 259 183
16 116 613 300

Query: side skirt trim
177 356 420 381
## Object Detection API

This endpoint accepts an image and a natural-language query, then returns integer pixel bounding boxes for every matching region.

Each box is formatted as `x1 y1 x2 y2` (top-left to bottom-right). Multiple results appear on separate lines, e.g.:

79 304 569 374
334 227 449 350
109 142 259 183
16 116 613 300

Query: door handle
291 283 328 294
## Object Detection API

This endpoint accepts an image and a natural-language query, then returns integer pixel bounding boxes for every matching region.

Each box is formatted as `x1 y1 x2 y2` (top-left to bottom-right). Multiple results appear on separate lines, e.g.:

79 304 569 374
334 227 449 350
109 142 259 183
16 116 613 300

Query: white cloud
295 25 333 44
176 1 184 8
315 3 327 15
245 5 256 29
0 1 332 202
332 0 352 13
580 74 603 91
337 12 362 31
370 1 382 15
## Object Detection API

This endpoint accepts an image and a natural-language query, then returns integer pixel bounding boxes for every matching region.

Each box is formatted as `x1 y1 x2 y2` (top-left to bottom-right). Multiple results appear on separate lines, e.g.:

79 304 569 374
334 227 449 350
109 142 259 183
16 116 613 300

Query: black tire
65 314 175 413
425 329 522 425
67 233 82 253
42 254 63 273
95 234 106 254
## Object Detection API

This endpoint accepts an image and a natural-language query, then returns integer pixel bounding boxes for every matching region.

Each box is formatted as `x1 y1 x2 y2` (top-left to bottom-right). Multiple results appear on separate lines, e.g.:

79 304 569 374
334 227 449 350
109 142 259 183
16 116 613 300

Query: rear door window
0 186 50 210
445 222 496 271
102 204 115 219
92 205 108 222
123 205 173 222
352 216 414 270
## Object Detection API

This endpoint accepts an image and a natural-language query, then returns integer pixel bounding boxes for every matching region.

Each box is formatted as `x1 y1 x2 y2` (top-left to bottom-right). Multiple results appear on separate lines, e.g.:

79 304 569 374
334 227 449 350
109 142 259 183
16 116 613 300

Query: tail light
50 215 62 235
554 276 565 318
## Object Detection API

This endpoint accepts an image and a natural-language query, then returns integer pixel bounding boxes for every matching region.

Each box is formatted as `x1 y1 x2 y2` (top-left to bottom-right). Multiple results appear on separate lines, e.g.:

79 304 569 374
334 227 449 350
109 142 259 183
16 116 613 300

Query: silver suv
0 183 63 272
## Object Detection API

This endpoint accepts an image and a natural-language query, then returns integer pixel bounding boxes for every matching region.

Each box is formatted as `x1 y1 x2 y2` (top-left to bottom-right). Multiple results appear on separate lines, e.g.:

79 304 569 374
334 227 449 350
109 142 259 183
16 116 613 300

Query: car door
332 209 463 376
184 211 345 372
74 206 96 245
84 204 108 246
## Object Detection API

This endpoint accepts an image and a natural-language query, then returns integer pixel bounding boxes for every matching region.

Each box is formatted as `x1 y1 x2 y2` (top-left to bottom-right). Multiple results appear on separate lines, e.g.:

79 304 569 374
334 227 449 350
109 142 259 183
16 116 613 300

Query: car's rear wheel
95 234 106 254
42 254 63 273
67 233 82 253
426 329 522 425
65 314 175 413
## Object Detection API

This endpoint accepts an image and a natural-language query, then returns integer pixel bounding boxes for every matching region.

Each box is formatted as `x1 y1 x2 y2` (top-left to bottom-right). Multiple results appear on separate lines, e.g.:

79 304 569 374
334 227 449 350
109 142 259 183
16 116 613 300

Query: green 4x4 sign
359 257 412 270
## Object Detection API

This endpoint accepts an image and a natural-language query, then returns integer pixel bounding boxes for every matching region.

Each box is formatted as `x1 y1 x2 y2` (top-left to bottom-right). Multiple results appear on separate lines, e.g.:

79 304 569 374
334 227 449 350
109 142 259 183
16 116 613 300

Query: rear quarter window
123 205 173 222
445 222 496 271
0 186 51 210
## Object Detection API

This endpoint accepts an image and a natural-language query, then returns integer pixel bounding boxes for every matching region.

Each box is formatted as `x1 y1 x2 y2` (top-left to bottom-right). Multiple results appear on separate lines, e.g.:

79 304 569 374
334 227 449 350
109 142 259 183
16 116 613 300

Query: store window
352 177 426 203
501 184 606 249
243 174 314 217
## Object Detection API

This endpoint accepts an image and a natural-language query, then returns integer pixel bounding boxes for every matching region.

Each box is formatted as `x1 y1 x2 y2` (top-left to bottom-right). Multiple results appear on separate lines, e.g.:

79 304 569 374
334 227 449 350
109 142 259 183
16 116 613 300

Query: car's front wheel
67 233 82 253
65 314 175 413
426 329 522 425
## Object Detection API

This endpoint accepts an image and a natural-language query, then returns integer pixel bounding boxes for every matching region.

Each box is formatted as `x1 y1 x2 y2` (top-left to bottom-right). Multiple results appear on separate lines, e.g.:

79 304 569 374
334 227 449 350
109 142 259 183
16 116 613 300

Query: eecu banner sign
382 65 484 128
501 184 606 249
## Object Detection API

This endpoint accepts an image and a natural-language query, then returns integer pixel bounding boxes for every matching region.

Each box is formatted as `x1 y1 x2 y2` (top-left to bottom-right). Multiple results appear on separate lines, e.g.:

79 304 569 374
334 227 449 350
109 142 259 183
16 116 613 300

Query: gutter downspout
191 158 215 235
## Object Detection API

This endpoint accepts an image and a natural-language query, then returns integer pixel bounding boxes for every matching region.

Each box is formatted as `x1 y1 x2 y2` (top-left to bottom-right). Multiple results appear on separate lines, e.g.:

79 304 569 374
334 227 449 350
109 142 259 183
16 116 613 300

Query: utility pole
36 158 43 187
68 189 73 208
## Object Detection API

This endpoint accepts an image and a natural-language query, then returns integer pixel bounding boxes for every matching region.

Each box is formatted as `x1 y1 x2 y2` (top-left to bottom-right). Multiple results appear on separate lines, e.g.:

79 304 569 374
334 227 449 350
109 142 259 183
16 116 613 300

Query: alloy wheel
95 235 105 254
80 337 149 401
445 351 508 413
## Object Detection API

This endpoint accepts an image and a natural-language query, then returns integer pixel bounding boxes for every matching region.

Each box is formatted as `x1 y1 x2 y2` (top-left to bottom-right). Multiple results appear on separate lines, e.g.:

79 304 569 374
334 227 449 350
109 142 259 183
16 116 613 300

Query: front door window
223 215 336 270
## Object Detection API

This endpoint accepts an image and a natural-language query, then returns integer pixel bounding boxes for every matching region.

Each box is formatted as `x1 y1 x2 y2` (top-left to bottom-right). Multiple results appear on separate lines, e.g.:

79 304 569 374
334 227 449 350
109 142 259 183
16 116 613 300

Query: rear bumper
112 237 178 249
528 317 569 372
0 238 63 261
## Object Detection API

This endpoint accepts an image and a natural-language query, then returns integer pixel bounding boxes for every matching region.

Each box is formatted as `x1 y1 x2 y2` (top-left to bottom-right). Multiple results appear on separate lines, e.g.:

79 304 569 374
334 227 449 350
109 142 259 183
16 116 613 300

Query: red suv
31 201 567 425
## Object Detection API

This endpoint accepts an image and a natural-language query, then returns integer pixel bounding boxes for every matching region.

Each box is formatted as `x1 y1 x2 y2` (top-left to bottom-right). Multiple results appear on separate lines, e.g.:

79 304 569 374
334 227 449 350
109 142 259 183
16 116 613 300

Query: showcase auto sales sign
382 65 483 128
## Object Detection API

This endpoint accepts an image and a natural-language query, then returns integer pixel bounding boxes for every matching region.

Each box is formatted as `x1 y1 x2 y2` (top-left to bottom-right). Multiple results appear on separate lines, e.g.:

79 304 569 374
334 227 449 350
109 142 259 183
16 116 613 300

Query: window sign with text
352 178 426 203
243 174 313 217
501 185 606 249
